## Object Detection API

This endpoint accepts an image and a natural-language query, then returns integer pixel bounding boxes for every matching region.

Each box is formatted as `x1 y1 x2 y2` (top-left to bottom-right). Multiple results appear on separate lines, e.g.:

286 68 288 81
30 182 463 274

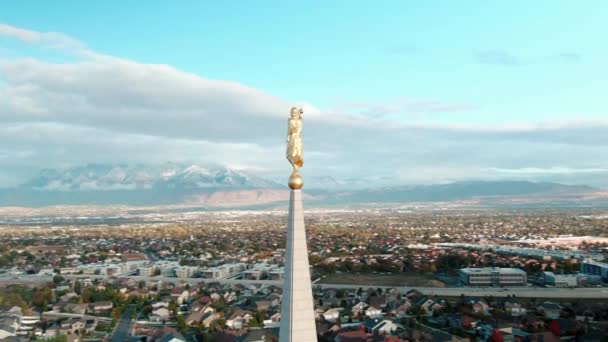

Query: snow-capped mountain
21 163 281 191
2 165 605 208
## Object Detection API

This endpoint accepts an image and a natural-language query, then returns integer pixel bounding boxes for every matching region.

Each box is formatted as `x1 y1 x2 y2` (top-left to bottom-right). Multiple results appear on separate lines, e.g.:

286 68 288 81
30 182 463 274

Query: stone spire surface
279 189 317 341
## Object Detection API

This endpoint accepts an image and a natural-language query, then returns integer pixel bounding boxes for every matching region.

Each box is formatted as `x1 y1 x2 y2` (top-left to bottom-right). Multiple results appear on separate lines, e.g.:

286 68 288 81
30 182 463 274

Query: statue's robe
286 117 303 169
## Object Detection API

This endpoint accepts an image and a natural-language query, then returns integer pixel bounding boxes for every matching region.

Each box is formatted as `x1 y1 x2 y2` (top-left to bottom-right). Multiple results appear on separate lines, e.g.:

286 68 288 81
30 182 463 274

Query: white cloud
1 23 608 188
0 24 88 53
488 167 608 175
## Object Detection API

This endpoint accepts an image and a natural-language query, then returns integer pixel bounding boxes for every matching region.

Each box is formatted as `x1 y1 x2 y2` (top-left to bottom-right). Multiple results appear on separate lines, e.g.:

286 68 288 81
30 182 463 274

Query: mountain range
1 163 607 208
21 163 281 191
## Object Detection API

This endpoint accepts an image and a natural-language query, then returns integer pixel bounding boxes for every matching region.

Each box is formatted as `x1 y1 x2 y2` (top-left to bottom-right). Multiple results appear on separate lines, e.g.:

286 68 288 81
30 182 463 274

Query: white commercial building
139 266 158 277
581 259 608 280
125 261 147 272
243 263 277 280
175 266 199 278
459 267 527 286
200 263 246 280
269 267 285 281
543 272 579 287
77 265 101 275
153 261 180 277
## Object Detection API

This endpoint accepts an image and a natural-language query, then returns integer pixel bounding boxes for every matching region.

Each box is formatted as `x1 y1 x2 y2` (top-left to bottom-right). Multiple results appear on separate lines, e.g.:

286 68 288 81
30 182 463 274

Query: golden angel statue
286 107 304 171
286 107 304 189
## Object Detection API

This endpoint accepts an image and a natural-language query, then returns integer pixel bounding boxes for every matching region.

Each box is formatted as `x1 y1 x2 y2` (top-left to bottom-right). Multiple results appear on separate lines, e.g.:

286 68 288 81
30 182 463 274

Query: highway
316 284 608 299
2 274 608 298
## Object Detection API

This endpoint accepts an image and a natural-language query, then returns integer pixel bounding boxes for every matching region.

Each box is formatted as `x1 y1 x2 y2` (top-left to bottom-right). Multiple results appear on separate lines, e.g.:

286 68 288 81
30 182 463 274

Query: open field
317 272 446 287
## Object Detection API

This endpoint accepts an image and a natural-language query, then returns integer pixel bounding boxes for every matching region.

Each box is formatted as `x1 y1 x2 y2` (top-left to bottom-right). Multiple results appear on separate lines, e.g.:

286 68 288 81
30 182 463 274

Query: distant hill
324 181 606 207
332 181 596 203
0 163 282 207
0 164 606 208
21 163 280 191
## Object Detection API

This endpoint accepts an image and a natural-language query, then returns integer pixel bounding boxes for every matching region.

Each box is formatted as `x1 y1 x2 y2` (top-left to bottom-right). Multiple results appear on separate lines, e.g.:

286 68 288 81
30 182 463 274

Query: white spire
279 189 317 341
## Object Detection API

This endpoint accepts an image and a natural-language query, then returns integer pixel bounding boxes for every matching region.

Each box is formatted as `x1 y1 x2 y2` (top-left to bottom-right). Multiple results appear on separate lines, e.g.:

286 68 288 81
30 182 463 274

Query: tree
110 308 121 326
99 252 108 262
176 315 187 332
309 255 321 265
53 275 64 284
32 287 53 311
73 281 82 295
247 317 262 328
212 297 226 311
435 254 468 273
169 301 178 315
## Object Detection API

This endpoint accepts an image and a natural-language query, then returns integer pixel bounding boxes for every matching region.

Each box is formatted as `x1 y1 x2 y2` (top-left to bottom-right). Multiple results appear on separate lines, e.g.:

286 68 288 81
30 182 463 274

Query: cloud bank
1 23 607 188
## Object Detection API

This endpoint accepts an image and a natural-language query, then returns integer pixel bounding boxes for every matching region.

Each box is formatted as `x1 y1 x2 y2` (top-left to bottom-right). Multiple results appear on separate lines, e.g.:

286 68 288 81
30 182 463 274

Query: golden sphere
288 172 304 190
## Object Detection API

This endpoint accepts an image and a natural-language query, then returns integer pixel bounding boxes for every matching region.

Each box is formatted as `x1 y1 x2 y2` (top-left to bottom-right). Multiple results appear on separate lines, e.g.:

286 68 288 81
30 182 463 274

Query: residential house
537 302 562 319
60 319 85 335
498 327 530 342
152 301 169 309
322 308 341 323
65 303 88 315
42 323 60 339
150 308 171 322
266 293 281 308
368 295 388 310
504 300 527 317
255 300 271 312
224 291 238 303
226 310 253 329
185 311 205 327
417 298 441 316
468 299 490 316
128 289 155 298
314 308 325 320
270 312 280 322
364 305 382 318
351 302 368 317
83 319 97 334
334 329 373 342
550 318 582 337
371 319 400 335
0 307 22 340
202 313 221 329
392 301 411 318
237 328 279 342
171 288 190 305
93 301 113 312
159 332 187 342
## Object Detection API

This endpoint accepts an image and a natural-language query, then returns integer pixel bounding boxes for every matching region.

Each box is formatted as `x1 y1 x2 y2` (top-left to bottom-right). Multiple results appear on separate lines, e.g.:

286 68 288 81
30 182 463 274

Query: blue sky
3 1 607 124
1 1 607 188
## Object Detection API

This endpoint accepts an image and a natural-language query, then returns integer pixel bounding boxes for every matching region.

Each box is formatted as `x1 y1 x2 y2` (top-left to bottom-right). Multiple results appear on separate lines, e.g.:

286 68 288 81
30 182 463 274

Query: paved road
316 284 608 299
3 274 608 299
111 305 134 342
